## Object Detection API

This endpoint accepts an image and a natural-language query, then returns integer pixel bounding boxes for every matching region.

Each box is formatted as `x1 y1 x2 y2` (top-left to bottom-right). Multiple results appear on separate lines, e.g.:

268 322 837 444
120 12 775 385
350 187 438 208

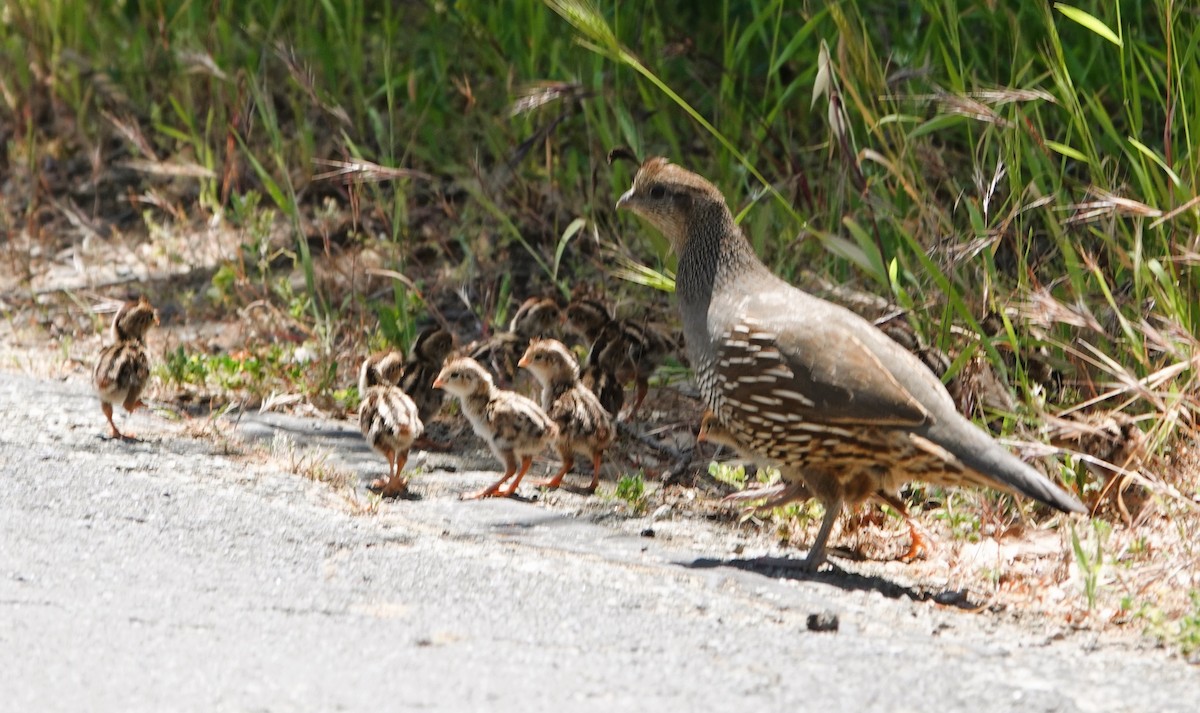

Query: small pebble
640 528 655 538
807 611 839 632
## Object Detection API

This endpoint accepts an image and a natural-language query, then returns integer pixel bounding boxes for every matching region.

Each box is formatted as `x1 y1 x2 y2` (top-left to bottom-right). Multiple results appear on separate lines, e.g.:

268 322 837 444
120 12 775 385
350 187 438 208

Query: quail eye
649 186 666 200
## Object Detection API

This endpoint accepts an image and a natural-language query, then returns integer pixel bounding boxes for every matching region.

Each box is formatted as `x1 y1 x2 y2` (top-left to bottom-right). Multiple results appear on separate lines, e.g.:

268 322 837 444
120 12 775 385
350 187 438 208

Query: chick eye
649 186 666 200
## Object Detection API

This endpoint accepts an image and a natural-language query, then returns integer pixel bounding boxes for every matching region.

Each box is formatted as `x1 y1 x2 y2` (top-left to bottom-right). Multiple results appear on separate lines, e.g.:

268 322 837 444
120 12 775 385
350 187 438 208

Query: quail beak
517 354 531 368
616 187 635 211
432 376 446 389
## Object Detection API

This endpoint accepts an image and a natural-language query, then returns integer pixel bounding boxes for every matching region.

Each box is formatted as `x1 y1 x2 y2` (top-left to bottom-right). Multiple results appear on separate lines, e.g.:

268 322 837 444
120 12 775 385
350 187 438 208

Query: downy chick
519 338 615 493
433 356 557 499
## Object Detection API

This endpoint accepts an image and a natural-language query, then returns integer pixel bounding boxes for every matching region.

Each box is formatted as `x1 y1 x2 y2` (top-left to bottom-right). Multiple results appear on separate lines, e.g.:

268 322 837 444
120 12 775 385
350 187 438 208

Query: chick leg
533 449 573 490
583 450 603 494
497 456 535 497
465 452 518 500
101 401 129 440
625 378 649 419
380 452 410 498
368 448 396 493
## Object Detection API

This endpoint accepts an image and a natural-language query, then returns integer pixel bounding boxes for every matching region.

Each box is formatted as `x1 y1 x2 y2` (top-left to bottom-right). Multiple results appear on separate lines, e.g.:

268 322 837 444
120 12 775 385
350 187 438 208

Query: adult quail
433 356 558 499
699 410 930 562
93 296 158 439
618 157 1086 571
358 351 423 498
519 338 616 493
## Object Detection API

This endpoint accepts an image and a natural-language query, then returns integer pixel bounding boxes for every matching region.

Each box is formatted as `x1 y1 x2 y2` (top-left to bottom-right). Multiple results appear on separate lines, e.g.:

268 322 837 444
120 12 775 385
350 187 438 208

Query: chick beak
616 187 635 211
432 376 446 389
517 355 531 368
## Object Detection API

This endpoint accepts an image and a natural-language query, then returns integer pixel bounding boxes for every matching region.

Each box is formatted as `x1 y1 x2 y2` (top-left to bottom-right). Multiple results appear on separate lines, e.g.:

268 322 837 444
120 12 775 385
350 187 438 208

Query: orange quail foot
359 351 423 498
518 338 615 493
700 410 930 561
565 298 671 419
93 296 158 439
621 158 1086 571
468 296 562 387
434 356 558 499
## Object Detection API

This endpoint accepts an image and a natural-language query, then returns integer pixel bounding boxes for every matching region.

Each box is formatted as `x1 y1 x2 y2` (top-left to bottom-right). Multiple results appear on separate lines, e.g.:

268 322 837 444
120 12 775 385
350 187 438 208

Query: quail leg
876 492 931 562
583 450 603 494
533 452 573 490
379 452 410 499
497 455 535 497
466 452 520 500
101 402 131 440
368 449 395 493
625 378 650 419
801 498 843 572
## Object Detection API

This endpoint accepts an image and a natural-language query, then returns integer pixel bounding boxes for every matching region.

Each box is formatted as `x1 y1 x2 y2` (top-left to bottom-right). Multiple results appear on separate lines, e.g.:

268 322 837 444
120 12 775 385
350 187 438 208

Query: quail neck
617 158 773 404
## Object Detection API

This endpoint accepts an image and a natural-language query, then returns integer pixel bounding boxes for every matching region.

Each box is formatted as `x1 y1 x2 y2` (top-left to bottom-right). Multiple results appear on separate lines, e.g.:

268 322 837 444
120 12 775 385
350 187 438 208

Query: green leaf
1044 140 1089 162
1054 4 1122 47
908 113 968 139
553 217 587 280
1128 137 1183 187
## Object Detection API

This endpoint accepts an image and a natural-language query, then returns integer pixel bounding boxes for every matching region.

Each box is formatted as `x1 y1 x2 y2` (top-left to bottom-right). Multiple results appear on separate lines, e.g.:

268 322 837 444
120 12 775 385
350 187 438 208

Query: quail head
93 296 158 439
619 157 1084 571
433 356 557 499
401 326 455 424
468 296 562 387
518 338 615 493
358 351 423 498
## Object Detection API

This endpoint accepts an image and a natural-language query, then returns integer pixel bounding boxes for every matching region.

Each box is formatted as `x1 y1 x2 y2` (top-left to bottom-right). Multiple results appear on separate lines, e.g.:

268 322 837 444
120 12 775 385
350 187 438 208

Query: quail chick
468 296 562 386
401 326 455 423
619 157 1084 571
434 356 558 499
93 296 158 439
565 298 671 419
699 411 930 562
358 351 423 498
518 338 615 493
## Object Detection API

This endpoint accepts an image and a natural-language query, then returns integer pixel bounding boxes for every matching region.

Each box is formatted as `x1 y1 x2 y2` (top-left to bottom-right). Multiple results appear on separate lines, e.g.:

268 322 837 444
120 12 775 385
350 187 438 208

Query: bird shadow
680 555 980 610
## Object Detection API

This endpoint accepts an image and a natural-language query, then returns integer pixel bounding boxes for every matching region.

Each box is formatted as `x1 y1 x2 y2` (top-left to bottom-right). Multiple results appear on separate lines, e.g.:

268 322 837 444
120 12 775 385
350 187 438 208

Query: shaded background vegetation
2 0 1198 649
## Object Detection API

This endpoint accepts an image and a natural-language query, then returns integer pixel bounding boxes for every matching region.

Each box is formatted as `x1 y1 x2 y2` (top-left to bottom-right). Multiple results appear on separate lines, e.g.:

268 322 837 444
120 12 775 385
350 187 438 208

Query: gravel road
2 370 1196 712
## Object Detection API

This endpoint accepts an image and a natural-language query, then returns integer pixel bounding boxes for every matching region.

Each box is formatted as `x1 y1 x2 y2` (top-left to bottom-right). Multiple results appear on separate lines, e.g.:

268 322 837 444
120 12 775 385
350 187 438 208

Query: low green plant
613 471 648 512
708 461 748 490
1071 518 1111 611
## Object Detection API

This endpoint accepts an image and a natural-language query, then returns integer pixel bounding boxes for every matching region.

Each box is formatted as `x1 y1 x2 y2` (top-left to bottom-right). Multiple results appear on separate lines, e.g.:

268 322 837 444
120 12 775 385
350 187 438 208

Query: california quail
401 325 454 423
565 298 671 419
699 410 930 562
358 352 424 498
619 157 1086 571
468 296 562 386
434 356 558 499
93 296 158 439
518 338 616 493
